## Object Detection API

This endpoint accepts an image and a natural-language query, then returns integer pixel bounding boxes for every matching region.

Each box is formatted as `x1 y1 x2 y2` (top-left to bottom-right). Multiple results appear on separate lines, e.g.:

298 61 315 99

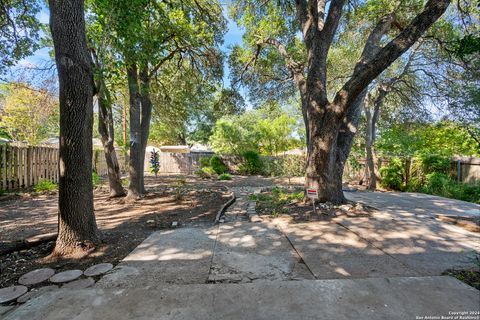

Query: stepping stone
84 263 113 277
18 268 55 285
0 285 28 303
49 270 82 284
62 278 95 289
17 286 58 304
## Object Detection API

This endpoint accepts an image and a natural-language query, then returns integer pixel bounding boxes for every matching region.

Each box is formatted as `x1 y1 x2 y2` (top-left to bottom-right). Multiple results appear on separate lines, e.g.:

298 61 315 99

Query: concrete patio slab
209 221 313 282
6 276 479 320
345 191 480 219
97 227 218 288
336 207 480 275
277 221 418 279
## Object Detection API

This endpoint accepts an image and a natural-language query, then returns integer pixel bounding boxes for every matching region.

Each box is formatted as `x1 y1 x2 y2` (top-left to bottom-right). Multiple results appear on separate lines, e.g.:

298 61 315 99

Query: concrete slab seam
275 223 317 280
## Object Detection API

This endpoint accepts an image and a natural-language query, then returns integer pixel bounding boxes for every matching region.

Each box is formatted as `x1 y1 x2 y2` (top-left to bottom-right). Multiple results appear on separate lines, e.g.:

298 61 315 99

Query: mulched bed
255 187 375 223
0 177 231 289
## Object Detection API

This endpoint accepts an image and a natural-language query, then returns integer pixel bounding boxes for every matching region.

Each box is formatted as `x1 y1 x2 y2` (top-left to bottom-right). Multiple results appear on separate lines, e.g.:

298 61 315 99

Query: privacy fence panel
0 144 59 192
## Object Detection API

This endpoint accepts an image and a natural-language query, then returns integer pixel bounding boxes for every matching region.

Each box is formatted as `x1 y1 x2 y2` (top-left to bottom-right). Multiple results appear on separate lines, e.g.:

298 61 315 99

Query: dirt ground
0 175 237 288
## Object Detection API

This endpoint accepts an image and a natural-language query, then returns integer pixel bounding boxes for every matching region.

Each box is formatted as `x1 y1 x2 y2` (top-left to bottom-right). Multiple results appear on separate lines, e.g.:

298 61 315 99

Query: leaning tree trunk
49 0 99 255
98 81 125 197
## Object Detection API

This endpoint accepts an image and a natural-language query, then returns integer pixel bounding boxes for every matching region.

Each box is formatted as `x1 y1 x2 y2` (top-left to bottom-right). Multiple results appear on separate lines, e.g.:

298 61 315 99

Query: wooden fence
0 144 58 191
0 145 129 192
2 143 479 192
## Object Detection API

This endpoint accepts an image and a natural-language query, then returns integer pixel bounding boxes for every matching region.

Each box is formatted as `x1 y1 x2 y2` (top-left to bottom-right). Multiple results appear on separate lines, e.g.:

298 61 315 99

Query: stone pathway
221 187 262 222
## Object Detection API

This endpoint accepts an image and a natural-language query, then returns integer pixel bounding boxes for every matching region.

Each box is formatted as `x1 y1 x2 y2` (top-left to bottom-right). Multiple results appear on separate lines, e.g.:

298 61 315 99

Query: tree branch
333 0 451 114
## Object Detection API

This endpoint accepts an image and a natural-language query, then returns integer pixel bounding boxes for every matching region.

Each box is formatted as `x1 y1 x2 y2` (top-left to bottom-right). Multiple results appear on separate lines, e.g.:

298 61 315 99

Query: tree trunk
365 102 376 190
97 80 125 197
126 64 153 199
49 0 99 255
126 63 143 200
305 105 345 203
138 66 153 193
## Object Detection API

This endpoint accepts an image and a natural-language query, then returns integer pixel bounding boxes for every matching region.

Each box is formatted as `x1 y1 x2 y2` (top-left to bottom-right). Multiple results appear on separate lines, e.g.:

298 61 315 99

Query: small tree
149 149 160 178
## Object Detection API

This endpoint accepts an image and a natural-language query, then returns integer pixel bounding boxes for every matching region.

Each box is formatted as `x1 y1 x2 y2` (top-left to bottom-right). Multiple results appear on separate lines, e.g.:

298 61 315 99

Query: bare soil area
0 175 232 288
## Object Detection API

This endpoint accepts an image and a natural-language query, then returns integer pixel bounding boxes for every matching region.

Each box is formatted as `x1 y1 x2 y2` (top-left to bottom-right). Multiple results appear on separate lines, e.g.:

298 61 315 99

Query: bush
380 158 404 190
210 155 226 174
199 156 211 168
218 173 232 180
422 172 451 195
239 150 262 175
92 171 100 188
34 179 58 193
195 166 217 179
419 173 480 204
417 154 450 175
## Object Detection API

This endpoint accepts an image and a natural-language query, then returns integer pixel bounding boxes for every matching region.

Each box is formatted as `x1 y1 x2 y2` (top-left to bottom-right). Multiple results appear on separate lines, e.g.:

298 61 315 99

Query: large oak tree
231 0 451 203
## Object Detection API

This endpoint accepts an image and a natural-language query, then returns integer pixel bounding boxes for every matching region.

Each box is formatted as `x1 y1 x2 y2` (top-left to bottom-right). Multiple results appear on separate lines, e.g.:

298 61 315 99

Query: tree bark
97 77 125 197
126 63 143 200
365 88 385 190
49 0 99 255
126 64 153 199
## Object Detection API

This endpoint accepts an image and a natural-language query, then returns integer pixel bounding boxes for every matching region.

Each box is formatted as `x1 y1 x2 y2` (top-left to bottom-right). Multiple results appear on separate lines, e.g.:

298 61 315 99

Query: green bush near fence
377 154 480 204
34 179 58 193
380 158 405 191
199 156 211 168
210 155 226 174
239 150 262 175
408 172 480 204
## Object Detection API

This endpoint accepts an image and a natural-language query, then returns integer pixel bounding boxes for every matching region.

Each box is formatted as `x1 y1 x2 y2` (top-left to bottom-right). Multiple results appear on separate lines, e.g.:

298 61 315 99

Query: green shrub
380 158 404 190
210 155 226 174
34 179 58 193
195 166 217 179
422 172 451 195
199 156 211 168
92 170 100 188
218 173 232 180
239 150 262 175
419 173 480 204
417 154 450 175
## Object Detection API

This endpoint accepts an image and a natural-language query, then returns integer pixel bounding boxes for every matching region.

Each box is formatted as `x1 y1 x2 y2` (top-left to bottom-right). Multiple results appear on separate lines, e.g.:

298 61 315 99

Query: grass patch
34 179 58 193
254 187 304 216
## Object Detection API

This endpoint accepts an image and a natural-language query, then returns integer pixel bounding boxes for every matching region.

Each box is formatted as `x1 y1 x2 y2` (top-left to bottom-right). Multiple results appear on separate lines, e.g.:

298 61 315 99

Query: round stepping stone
18 268 55 285
0 286 28 303
83 263 113 277
49 270 82 284
62 277 95 289
16 285 58 304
